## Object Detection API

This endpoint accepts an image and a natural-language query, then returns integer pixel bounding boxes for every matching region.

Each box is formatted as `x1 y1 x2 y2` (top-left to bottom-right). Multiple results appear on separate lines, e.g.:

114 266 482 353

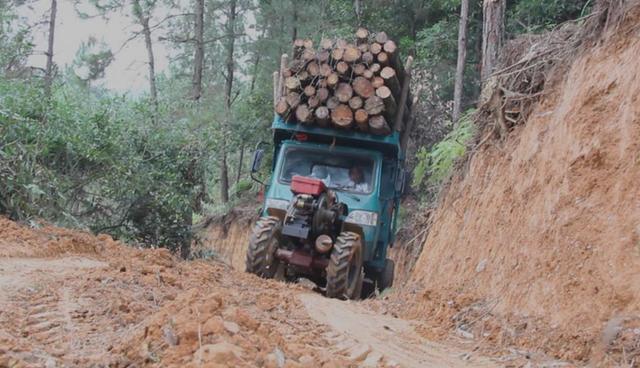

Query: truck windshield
280 148 375 194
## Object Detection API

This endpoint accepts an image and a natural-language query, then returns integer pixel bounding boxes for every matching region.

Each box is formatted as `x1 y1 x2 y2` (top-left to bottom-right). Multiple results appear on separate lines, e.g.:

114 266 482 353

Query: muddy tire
245 216 282 278
377 258 394 291
326 232 363 300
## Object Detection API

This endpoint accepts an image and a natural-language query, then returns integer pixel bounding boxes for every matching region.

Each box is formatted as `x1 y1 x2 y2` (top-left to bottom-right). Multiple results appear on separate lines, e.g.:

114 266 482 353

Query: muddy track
0 254 499 367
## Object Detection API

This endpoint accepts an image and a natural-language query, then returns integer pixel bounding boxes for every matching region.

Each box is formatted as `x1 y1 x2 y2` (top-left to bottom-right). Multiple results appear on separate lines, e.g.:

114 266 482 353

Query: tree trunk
220 0 238 204
191 0 204 100
481 0 506 82
236 143 244 185
133 0 158 119
44 0 57 101
453 0 469 123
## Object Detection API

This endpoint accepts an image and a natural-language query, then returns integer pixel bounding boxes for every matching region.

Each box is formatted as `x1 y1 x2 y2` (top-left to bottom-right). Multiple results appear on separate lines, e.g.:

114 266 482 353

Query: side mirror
250 141 269 186
251 149 265 173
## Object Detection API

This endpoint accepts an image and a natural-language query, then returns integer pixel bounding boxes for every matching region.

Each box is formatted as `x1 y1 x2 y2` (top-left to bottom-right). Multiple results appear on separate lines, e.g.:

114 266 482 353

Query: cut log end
295 104 313 124
369 115 391 135
353 76 375 99
335 83 354 103
331 104 353 129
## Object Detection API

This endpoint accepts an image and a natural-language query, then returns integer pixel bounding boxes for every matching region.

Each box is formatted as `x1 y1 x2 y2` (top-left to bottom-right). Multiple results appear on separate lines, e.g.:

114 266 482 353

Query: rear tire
377 258 395 291
245 216 281 278
326 232 363 300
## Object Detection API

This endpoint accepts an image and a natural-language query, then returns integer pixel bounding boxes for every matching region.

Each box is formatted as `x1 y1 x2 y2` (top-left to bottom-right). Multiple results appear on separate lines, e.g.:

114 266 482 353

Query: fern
412 109 476 188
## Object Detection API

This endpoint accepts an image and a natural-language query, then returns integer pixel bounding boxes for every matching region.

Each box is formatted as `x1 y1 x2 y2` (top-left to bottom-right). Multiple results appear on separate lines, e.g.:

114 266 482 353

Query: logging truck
246 29 416 299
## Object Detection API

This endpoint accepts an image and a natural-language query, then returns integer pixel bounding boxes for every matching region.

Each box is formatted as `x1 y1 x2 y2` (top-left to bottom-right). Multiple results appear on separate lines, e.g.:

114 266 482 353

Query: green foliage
507 0 592 34
412 110 476 188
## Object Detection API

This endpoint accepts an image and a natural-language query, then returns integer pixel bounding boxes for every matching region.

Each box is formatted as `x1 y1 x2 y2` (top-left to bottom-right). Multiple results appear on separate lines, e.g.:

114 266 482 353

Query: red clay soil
389 10 640 367
0 217 355 367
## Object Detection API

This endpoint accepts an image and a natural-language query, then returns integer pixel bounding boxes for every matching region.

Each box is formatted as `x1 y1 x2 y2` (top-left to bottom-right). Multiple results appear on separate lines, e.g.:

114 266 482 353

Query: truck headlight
345 210 378 226
265 198 290 210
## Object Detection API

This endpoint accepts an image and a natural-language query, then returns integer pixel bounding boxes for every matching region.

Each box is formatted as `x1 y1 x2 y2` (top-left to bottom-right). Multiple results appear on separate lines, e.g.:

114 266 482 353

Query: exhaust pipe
315 234 333 253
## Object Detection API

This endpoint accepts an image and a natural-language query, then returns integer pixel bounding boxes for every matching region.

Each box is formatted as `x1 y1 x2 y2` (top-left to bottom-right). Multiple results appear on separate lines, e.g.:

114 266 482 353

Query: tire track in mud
300 293 499 368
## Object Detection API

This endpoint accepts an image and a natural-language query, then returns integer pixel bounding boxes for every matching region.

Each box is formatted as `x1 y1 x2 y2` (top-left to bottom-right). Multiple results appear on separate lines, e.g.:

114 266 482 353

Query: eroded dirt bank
390 10 640 366
0 217 505 367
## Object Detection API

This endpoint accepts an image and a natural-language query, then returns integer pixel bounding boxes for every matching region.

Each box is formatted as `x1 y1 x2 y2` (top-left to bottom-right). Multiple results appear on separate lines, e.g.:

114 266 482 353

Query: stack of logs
274 28 412 136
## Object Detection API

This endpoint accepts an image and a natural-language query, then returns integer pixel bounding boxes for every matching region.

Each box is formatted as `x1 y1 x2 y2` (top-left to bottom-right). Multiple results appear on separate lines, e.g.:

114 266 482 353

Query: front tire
246 216 281 278
326 232 363 300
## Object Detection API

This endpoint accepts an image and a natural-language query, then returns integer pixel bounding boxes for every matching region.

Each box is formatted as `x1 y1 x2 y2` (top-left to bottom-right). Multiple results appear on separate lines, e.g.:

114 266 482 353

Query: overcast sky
19 0 172 93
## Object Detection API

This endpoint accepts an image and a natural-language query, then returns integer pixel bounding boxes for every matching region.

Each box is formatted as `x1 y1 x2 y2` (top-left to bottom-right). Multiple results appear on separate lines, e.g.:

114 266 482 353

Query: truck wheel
326 232 363 300
377 258 395 291
245 216 282 279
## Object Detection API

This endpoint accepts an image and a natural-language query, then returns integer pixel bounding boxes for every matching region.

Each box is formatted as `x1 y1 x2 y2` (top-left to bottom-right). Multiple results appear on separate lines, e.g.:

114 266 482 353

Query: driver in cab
347 166 369 193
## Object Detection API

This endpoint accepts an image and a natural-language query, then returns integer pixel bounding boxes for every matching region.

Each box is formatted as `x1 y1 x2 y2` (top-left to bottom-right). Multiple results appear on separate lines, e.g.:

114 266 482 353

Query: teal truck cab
247 116 410 299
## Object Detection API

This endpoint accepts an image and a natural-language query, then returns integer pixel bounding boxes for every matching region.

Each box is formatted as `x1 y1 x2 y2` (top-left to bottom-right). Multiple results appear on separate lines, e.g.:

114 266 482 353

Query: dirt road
0 218 500 368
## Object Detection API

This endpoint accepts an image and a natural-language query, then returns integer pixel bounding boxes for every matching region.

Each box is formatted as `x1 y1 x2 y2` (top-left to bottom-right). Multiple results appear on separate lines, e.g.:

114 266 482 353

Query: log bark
394 56 414 131
335 83 353 103
296 104 313 123
364 96 384 115
454 0 470 122
44 0 57 102
369 115 390 135
380 66 401 97
315 106 330 126
482 0 505 82
331 104 353 128
352 76 375 99
191 0 204 100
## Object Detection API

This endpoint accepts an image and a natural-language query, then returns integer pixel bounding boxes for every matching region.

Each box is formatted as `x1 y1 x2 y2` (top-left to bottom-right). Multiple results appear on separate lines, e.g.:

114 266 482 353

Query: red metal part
275 249 329 270
291 175 326 196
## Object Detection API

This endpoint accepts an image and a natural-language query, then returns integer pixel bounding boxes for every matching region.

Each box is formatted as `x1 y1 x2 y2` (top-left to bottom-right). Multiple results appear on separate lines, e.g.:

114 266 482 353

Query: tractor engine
281 176 346 254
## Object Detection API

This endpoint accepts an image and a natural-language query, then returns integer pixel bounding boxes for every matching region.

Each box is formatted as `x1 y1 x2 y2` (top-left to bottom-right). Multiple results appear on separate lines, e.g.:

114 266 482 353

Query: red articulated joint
291 175 326 196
